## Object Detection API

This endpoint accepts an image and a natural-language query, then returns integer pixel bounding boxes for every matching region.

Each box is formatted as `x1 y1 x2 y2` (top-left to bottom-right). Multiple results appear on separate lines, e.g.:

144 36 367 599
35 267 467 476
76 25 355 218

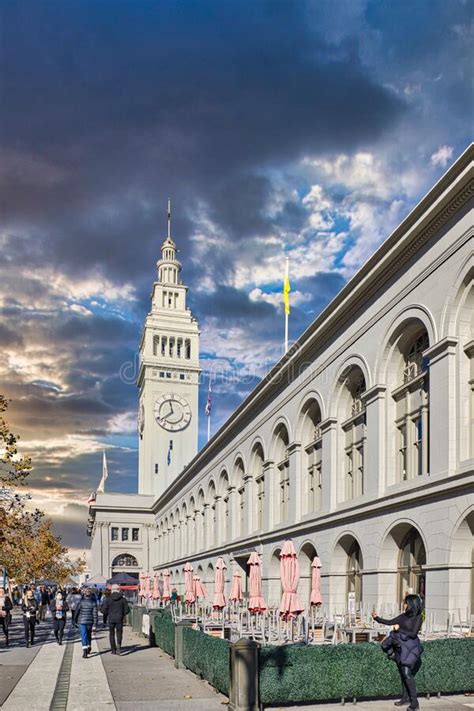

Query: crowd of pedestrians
0 582 129 658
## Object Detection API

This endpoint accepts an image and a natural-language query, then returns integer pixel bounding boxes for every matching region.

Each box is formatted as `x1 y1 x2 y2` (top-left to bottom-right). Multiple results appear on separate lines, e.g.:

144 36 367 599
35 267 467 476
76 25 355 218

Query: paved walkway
1 612 472 710
0 613 226 710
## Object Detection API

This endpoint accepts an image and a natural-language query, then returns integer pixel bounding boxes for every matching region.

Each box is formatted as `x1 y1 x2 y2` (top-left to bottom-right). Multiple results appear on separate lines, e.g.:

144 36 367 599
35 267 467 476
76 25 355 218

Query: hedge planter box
259 638 474 706
182 626 230 696
153 608 176 657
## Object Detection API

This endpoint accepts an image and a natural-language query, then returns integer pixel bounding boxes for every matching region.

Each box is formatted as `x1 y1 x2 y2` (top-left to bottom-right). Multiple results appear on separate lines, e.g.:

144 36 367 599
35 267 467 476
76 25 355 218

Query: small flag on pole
283 257 290 352
283 258 291 315
167 440 173 466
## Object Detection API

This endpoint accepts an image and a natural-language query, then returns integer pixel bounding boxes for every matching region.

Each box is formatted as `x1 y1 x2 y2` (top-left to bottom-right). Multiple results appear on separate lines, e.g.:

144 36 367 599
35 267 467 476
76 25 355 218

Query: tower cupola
156 199 182 285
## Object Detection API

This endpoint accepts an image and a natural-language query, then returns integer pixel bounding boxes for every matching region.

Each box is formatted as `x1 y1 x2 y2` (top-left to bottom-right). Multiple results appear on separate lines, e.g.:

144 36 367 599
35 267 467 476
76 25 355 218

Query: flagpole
284 257 289 353
207 409 211 443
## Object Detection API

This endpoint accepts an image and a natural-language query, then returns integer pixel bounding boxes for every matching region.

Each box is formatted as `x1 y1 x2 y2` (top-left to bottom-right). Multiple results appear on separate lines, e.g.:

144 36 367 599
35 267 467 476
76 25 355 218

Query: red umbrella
193 575 207 600
279 540 304 620
184 562 195 605
152 573 161 601
247 551 267 612
212 558 227 609
310 556 323 606
162 569 171 602
229 570 243 602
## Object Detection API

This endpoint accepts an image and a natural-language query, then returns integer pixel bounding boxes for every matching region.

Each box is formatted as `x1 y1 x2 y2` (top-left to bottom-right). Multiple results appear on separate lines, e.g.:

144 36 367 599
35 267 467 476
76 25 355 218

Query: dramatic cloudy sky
1 0 472 558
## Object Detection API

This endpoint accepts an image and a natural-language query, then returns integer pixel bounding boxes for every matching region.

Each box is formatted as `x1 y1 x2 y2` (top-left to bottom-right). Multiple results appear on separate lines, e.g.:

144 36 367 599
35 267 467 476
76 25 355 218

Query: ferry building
88 145 474 623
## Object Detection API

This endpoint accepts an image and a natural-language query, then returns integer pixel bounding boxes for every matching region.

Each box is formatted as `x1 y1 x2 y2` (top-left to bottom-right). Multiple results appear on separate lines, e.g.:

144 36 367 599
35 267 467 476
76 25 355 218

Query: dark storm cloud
0 0 405 281
191 286 275 324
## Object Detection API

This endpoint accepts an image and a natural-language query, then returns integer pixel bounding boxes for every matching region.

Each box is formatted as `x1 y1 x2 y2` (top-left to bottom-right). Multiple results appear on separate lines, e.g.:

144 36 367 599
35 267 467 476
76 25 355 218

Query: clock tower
137 202 200 497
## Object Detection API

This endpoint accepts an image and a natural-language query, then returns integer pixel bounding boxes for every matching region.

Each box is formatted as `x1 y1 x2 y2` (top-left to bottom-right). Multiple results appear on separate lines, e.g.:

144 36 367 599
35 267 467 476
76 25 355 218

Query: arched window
398 529 426 602
234 459 245 537
347 541 363 607
301 401 323 514
251 444 265 531
393 329 430 480
273 424 290 523
112 553 138 568
341 368 366 500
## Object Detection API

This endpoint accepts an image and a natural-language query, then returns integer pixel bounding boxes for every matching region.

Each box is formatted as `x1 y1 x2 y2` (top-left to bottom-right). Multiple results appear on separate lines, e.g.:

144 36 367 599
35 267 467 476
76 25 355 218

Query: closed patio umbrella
143 573 151 600
212 558 227 609
193 575 207 600
138 572 146 598
229 570 243 603
162 569 171 602
184 562 195 605
247 551 267 613
152 573 161 601
310 556 323 606
279 540 304 620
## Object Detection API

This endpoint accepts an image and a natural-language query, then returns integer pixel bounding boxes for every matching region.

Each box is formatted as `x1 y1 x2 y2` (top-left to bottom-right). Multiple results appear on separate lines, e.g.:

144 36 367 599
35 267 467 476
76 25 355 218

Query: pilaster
320 417 338 511
362 385 387 497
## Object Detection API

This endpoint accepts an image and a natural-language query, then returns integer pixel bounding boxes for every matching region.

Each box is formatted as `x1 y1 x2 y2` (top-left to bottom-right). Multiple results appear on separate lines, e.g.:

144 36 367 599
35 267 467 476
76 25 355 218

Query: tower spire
167 198 171 240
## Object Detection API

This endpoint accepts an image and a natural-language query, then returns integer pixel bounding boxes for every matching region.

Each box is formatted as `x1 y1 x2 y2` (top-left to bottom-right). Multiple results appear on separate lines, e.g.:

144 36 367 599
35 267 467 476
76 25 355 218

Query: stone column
320 417 337 512
287 441 301 524
175 619 193 669
425 337 458 476
229 638 260 711
262 460 274 530
361 385 387 497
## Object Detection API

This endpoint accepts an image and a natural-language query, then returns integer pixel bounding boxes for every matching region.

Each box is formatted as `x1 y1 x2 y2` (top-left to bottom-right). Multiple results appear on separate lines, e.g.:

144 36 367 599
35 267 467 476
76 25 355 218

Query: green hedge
182 626 230 696
259 638 474 705
153 608 175 657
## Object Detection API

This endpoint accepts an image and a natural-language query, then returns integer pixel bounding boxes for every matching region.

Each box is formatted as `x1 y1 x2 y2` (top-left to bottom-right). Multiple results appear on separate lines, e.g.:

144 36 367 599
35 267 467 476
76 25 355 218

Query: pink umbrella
229 570 243 602
247 551 267 613
193 575 207 600
310 556 323 606
152 573 161 601
162 569 171 602
212 558 227 610
143 573 151 600
279 540 304 620
184 562 195 605
138 573 146 599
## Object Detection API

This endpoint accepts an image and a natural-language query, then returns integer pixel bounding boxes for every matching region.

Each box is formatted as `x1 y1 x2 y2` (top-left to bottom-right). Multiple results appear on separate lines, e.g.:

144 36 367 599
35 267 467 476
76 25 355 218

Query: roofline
151 144 474 514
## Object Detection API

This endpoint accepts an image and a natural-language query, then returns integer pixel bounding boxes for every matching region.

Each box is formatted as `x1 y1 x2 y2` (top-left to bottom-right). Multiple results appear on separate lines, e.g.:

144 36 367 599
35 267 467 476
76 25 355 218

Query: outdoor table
343 626 382 643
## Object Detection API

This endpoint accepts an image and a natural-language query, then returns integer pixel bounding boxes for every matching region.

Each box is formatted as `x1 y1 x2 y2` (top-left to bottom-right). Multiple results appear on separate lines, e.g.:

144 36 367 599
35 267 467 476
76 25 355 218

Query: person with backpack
73 588 98 658
100 584 129 655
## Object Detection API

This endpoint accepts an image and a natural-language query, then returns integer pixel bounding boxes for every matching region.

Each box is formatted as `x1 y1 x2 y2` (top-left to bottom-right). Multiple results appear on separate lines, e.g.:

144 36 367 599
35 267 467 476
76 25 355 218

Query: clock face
154 394 192 432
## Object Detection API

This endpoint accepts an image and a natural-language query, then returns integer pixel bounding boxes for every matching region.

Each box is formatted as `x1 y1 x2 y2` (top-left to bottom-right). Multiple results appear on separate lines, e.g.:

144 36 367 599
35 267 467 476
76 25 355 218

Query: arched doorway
398 529 426 602
111 553 139 580
332 534 364 612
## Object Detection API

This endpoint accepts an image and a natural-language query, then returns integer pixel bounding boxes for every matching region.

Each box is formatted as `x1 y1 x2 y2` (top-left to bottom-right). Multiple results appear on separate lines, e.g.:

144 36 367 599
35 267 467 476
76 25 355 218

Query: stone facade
89 146 474 621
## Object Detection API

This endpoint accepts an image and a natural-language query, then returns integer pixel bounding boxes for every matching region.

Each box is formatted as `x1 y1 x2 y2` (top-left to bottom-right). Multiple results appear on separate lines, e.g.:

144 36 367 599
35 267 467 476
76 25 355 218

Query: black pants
109 621 123 651
103 612 108 626
397 663 418 706
23 617 36 643
1 616 10 642
53 618 66 643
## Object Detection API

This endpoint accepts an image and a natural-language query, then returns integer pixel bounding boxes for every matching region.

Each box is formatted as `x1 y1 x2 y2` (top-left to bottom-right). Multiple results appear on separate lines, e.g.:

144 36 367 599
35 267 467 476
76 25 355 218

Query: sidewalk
266 696 474 711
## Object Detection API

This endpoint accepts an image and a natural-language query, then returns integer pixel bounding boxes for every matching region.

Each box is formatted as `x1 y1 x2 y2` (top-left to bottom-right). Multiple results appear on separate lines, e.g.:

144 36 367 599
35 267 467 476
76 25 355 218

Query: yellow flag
283 261 291 315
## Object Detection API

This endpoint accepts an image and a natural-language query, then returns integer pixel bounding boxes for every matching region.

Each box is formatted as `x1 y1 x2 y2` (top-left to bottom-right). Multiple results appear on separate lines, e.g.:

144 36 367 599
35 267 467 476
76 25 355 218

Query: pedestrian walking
67 587 82 614
0 586 13 647
39 586 50 622
372 594 423 710
73 588 98 658
100 584 129 655
22 590 39 647
50 591 69 645
101 588 111 626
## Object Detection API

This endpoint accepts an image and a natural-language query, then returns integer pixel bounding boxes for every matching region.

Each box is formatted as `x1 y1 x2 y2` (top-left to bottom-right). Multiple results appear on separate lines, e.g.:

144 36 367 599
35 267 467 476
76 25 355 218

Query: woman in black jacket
22 589 39 647
372 594 423 710
49 591 69 645
0 586 13 647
